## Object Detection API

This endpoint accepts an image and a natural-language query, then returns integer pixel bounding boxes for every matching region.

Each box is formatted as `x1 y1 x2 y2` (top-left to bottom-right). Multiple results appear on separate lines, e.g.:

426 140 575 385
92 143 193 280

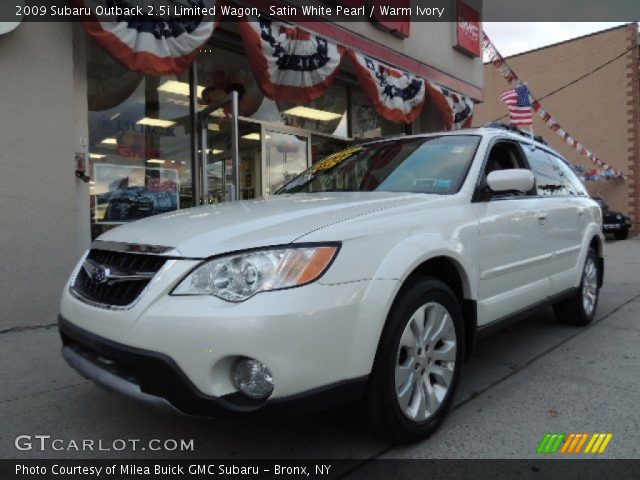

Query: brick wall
475 24 640 234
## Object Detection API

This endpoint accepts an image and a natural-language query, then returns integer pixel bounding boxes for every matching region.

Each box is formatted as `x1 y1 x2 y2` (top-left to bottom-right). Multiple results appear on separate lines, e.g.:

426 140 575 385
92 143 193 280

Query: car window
525 148 567 196
485 141 527 175
548 154 588 196
276 136 481 195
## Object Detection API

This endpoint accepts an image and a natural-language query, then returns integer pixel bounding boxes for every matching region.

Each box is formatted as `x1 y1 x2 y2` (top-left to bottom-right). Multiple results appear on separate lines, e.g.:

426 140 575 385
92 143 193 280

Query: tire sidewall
376 279 465 440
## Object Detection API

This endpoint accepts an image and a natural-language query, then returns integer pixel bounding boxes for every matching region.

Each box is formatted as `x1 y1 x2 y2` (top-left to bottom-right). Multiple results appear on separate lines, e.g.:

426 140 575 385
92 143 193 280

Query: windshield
275 135 480 195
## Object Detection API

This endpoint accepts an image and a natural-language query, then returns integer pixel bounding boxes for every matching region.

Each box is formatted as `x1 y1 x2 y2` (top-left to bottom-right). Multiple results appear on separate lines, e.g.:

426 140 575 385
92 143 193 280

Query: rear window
525 148 587 196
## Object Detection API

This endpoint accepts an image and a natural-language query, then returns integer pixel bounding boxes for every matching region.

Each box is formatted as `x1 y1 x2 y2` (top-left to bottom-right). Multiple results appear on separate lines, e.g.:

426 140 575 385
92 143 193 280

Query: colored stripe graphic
549 434 565 453
537 433 552 453
574 433 589 453
537 433 565 453
585 433 613 454
538 433 613 454
560 433 575 453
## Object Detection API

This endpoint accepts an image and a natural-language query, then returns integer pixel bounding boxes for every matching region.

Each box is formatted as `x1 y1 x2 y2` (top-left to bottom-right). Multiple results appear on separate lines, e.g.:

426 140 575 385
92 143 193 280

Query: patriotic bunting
426 82 474 130
78 2 481 133
349 51 426 124
483 32 627 181
72 0 219 75
238 18 345 103
572 165 621 182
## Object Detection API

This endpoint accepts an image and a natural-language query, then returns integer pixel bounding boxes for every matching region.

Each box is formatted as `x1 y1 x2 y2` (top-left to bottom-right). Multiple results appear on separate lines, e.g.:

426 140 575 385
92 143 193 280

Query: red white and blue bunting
426 82 474 130
77 4 477 129
72 0 218 75
349 51 426 124
572 165 621 182
238 18 345 103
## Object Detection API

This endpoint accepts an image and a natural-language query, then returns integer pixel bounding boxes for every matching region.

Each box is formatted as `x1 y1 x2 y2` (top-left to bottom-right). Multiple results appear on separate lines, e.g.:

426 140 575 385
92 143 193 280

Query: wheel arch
393 255 477 362
589 235 605 287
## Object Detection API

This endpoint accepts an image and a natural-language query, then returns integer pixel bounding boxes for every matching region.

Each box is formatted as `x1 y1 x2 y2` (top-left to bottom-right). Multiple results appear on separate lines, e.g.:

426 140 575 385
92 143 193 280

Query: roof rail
484 122 547 145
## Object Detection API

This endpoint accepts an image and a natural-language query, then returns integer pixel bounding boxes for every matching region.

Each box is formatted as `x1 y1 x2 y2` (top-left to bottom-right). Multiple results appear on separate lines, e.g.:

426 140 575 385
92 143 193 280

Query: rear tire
363 277 465 444
553 248 600 326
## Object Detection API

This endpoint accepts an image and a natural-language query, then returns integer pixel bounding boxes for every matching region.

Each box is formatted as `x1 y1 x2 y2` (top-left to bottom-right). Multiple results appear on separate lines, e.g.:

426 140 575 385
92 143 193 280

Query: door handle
536 211 548 225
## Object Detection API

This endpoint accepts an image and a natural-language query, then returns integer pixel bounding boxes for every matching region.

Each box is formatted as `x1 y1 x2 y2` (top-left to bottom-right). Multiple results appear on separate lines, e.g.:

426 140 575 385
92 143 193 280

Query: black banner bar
3 0 640 23
2 459 640 480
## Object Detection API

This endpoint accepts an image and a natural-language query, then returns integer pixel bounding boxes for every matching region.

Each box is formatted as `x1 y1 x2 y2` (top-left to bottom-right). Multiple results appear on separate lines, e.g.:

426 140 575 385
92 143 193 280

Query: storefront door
201 117 263 203
198 91 262 204
262 127 311 195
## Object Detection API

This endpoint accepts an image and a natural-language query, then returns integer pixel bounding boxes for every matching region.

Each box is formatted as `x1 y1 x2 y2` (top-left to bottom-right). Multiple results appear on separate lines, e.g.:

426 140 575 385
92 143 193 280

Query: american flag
500 84 533 126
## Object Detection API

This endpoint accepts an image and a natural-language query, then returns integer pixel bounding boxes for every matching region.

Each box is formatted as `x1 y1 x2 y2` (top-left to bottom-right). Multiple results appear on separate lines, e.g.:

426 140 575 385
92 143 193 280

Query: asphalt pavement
1 238 638 465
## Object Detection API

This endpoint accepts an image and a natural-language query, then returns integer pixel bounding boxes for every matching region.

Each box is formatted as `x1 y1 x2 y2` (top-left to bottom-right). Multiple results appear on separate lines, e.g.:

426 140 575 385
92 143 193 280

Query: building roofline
484 22 637 64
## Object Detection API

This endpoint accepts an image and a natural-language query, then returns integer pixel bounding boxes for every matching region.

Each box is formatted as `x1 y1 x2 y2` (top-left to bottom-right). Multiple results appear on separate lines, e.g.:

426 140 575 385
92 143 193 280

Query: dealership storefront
84 11 483 239
0 6 483 329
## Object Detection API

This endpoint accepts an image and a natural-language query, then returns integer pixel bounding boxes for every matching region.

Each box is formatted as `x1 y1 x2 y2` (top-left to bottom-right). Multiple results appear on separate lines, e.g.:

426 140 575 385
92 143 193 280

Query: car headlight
171 245 339 302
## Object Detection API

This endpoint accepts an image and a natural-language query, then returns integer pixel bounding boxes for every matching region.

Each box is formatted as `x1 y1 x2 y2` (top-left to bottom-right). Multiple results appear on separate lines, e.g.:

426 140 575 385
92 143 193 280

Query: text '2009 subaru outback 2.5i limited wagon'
60 125 604 443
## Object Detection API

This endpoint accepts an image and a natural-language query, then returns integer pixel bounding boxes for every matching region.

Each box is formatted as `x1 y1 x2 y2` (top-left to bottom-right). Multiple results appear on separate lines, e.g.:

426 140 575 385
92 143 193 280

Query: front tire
363 277 465 443
553 248 600 326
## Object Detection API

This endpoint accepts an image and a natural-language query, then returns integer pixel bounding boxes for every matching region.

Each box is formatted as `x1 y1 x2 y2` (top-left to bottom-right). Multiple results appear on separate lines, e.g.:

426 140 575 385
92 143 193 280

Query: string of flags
572 165 622 182
483 33 627 181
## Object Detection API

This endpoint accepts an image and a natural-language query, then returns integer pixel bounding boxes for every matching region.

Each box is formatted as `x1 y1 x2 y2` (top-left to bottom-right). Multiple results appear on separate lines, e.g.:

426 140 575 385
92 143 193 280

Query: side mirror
486 169 535 194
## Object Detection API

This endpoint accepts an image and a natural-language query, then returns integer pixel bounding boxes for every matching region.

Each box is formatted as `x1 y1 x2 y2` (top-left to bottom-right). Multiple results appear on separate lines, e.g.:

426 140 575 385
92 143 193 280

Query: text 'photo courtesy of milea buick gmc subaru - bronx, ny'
60 126 604 443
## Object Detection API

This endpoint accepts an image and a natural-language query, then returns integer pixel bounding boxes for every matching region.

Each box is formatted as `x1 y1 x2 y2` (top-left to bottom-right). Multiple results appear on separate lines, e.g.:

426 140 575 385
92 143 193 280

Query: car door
549 154 591 291
526 148 582 293
473 140 551 326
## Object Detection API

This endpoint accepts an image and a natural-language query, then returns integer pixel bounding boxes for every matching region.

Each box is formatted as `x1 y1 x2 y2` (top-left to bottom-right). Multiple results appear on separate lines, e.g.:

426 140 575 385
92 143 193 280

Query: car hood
97 192 431 258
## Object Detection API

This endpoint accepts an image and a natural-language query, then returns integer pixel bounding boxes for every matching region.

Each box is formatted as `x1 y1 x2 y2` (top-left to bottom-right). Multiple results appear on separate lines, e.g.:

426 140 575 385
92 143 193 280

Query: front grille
72 249 167 307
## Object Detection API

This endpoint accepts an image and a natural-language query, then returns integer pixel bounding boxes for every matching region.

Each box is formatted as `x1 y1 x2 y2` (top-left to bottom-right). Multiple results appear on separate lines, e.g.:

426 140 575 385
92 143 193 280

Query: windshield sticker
413 178 437 187
310 146 364 173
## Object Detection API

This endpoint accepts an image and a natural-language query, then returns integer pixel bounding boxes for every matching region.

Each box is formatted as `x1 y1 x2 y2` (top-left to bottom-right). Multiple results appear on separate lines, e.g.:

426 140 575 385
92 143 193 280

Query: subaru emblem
90 265 110 285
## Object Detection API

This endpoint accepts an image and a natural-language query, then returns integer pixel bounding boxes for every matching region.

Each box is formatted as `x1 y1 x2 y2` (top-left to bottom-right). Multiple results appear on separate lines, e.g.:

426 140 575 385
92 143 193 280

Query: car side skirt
475 288 578 339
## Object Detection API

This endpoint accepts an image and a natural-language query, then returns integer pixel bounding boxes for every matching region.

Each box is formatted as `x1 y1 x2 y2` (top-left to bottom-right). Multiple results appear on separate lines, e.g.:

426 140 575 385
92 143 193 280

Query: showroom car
59 125 604 443
104 187 155 221
593 197 632 240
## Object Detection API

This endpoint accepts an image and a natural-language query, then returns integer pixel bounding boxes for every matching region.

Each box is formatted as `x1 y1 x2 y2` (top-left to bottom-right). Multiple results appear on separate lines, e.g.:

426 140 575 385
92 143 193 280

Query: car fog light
233 358 274 399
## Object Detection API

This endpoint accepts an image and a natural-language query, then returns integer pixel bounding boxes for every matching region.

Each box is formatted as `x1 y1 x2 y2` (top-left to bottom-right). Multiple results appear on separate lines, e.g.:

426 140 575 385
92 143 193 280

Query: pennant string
483 32 627 181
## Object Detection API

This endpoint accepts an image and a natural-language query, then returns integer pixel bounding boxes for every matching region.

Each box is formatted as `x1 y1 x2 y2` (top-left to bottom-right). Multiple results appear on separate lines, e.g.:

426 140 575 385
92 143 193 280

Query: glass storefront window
86 41 192 239
350 89 405 139
203 119 262 202
276 83 349 137
196 42 349 138
311 135 351 164
264 131 309 195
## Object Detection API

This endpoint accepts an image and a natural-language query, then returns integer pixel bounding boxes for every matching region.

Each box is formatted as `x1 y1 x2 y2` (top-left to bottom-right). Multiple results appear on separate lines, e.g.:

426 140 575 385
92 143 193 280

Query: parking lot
1 238 639 463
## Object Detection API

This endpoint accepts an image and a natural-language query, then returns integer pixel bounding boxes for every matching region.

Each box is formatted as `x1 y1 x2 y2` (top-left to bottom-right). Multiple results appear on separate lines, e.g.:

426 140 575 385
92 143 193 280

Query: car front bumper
603 223 630 232
59 316 369 416
59 265 399 415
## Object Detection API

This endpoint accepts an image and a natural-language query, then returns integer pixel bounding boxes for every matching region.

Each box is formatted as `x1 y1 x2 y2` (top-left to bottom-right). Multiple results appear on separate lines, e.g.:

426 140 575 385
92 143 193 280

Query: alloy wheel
395 302 457 421
582 257 598 317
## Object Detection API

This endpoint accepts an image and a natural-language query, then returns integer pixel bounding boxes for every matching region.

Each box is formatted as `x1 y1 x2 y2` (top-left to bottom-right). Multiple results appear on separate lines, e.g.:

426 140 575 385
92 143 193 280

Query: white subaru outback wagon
60 126 603 443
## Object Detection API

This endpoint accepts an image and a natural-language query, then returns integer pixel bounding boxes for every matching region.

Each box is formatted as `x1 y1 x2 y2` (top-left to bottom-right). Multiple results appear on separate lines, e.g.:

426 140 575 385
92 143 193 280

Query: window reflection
351 89 404 139
265 131 309 194
87 41 192 239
